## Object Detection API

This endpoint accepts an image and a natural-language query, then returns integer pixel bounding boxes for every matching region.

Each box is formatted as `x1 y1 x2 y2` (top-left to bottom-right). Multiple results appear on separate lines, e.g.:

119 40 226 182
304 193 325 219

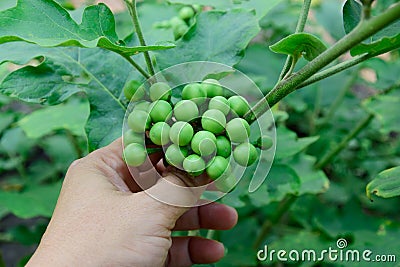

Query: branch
245 3 400 123
124 0 155 77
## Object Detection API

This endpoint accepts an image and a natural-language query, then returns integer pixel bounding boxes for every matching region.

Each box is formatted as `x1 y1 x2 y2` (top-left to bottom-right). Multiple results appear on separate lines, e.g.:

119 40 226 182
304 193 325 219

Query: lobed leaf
156 9 260 69
18 97 89 138
275 126 319 160
0 43 131 150
366 166 400 200
269 33 328 61
0 0 174 55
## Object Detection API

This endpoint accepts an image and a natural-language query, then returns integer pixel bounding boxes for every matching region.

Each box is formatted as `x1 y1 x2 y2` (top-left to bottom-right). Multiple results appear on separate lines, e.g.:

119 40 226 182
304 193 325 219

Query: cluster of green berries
123 79 273 192
154 5 200 39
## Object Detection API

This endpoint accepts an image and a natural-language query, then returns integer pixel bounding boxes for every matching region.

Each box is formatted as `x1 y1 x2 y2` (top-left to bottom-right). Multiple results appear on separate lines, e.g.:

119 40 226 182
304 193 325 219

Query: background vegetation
0 0 399 266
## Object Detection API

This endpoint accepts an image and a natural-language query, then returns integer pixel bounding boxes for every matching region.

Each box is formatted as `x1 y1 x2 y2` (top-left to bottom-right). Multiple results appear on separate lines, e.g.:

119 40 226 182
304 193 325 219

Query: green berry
165 144 189 168
216 135 231 157
201 109 226 134
202 79 223 98
182 83 207 105
179 6 195 20
124 80 145 101
170 121 194 146
149 122 171 146
228 96 250 117
174 100 199 122
183 154 206 176
123 129 144 147
149 82 171 101
209 96 230 116
191 131 217 156
259 135 273 150
128 110 151 133
215 174 237 193
173 24 189 39
170 16 186 27
206 156 230 180
124 143 147 167
133 101 151 112
149 100 172 122
233 143 258 167
226 118 250 143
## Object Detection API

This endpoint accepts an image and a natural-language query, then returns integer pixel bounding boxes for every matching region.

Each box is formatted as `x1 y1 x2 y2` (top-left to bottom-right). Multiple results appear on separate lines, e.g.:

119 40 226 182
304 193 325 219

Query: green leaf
18 97 89 138
8 223 47 245
0 0 174 55
351 32 400 56
0 182 62 218
275 126 319 160
156 9 260 69
269 33 328 61
367 166 400 200
0 127 36 156
287 155 330 195
248 164 300 206
0 43 130 150
342 0 362 34
363 94 400 134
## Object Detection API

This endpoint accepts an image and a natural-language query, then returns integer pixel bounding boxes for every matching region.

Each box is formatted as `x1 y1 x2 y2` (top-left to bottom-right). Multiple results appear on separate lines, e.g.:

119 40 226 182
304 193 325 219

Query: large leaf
367 166 400 200
269 33 328 61
342 0 362 34
275 126 319 160
156 9 260 69
0 182 62 218
0 43 131 150
18 97 89 138
0 0 174 55
351 31 400 56
169 0 283 20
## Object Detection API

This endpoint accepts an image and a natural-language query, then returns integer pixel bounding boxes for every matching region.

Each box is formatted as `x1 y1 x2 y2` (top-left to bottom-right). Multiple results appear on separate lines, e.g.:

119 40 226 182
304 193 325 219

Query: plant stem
253 195 297 249
296 54 371 89
278 0 312 80
120 53 150 79
245 3 400 123
124 0 155 77
314 113 374 169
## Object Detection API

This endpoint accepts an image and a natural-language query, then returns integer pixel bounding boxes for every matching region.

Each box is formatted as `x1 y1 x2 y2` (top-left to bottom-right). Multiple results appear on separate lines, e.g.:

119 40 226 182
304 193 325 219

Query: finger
173 202 238 231
166 237 225 267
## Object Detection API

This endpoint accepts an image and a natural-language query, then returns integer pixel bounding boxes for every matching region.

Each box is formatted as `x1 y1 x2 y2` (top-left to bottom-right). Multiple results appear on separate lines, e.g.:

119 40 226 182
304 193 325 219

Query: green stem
120 53 150 79
315 113 374 169
296 54 371 89
253 195 297 249
124 0 155 76
245 3 400 123
278 0 312 80
206 229 215 239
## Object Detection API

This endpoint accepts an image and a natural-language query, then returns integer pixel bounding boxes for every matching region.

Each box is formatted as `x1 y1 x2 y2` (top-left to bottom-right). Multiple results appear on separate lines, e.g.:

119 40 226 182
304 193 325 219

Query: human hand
27 139 238 267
